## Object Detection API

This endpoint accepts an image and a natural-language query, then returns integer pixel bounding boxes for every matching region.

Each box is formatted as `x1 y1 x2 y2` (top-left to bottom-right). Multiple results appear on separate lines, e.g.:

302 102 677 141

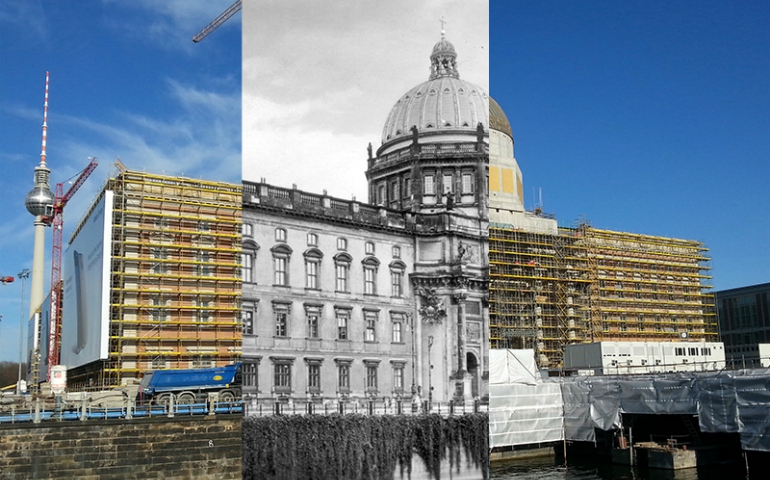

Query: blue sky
491 1 770 292
0 0 241 362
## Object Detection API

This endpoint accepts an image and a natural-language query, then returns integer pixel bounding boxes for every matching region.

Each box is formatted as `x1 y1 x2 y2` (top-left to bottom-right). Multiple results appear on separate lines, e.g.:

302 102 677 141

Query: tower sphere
25 186 54 217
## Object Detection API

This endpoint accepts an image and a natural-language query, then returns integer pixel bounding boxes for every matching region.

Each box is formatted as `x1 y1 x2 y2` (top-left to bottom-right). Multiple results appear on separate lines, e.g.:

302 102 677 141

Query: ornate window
390 181 399 201
242 304 255 336
424 175 435 195
272 357 293 394
390 260 405 298
305 358 322 394
304 248 322 290
462 173 474 194
243 358 260 393
392 361 405 392
273 302 291 337
443 173 453 194
364 310 378 343
242 240 258 284
362 256 380 295
334 253 352 292
242 252 254 283
335 359 352 393
336 308 350 340
305 304 321 339
364 360 380 393
391 313 404 343
271 244 293 287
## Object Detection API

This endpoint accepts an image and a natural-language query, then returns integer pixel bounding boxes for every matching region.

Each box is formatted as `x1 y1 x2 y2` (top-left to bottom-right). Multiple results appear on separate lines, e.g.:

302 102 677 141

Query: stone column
454 292 470 401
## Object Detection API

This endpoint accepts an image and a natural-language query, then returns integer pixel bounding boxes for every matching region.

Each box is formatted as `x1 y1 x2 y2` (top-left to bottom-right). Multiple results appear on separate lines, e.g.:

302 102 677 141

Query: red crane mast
47 158 98 378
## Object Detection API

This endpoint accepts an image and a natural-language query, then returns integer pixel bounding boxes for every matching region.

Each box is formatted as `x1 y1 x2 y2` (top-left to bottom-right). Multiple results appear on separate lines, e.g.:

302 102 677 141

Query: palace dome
378 33 488 155
490 97 512 140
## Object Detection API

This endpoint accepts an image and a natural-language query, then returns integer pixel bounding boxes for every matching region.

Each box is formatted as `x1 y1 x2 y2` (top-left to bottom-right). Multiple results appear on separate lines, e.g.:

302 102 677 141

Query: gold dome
490 97 512 140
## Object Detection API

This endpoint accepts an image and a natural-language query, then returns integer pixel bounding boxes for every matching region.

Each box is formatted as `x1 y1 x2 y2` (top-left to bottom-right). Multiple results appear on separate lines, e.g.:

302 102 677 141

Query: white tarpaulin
489 349 540 386
489 349 565 448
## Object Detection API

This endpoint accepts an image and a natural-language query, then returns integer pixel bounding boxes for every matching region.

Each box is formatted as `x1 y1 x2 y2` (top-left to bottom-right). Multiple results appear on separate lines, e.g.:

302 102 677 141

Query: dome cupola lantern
429 30 459 80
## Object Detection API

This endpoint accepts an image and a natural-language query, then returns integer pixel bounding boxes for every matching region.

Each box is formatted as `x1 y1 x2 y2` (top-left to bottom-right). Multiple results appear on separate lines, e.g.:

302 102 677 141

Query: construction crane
193 0 242 43
45 157 98 379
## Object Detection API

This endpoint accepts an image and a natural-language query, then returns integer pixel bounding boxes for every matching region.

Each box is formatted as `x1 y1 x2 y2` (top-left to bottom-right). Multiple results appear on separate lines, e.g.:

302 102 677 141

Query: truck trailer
137 363 241 406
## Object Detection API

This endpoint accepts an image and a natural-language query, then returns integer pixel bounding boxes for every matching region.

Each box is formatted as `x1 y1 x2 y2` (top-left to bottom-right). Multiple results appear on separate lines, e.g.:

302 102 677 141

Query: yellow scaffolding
490 223 717 368
67 170 242 389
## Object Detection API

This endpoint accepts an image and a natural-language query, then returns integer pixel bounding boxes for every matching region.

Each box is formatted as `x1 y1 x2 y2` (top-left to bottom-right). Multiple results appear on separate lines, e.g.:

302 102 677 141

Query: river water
490 456 749 480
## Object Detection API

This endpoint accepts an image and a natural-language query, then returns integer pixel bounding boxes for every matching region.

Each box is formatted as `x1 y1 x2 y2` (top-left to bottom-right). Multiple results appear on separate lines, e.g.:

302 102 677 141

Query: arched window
334 252 352 293
389 260 406 298
303 248 323 290
271 244 293 286
362 256 380 295
242 240 259 284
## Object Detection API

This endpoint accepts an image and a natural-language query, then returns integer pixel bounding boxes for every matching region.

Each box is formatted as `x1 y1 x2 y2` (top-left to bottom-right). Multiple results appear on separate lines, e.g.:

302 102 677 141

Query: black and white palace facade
241 33 489 407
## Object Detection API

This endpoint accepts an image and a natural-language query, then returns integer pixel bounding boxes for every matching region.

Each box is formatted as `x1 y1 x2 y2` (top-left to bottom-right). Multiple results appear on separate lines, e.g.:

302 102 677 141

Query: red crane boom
47 157 98 378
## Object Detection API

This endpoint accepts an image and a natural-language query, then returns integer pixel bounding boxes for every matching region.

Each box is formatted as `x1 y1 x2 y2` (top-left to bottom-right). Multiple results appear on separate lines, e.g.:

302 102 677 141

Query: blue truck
137 363 241 406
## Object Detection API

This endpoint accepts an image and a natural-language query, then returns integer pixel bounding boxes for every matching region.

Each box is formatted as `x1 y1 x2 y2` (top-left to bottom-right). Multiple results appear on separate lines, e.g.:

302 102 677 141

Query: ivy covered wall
242 413 488 480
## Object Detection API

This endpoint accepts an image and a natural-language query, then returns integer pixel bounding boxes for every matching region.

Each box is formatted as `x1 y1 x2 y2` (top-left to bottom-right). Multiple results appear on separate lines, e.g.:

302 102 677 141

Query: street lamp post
428 335 434 410
407 313 417 402
17 269 30 394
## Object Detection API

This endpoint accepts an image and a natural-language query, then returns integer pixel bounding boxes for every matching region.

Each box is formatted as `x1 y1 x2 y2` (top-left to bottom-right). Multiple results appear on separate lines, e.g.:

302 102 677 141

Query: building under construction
489 222 717 368
488 97 716 368
62 169 242 388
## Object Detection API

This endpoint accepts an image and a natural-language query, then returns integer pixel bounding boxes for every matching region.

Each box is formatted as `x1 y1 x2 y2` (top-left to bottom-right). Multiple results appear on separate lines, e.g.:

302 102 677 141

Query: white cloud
242 0 488 201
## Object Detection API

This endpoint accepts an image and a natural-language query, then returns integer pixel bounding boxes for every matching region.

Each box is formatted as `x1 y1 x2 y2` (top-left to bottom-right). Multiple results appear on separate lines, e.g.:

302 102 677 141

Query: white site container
50 365 67 394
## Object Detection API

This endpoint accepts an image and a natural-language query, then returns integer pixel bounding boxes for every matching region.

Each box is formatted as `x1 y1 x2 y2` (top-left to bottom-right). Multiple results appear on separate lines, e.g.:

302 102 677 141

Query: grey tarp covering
560 376 699 444
696 373 739 432
589 380 621 431
561 379 594 442
494 362 770 452
733 373 770 451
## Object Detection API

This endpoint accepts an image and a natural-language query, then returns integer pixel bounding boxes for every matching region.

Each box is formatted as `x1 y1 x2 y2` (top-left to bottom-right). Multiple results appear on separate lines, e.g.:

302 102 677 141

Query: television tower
24 72 55 318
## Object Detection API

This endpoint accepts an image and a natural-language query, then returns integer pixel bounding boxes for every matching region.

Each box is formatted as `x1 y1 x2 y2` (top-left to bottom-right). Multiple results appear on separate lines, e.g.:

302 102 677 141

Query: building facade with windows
716 282 770 367
241 189 417 403
242 33 489 406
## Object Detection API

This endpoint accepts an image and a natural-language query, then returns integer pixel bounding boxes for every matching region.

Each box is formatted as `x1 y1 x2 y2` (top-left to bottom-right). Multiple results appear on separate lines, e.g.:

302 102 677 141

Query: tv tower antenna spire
25 72 55 346
40 72 49 166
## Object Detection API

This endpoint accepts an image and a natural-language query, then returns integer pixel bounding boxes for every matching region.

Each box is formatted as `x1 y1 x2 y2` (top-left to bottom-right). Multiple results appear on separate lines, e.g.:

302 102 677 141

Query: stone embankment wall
0 415 242 479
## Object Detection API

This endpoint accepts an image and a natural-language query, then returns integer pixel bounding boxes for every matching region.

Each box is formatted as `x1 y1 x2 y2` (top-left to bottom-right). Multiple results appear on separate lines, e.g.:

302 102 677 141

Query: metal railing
0 396 242 424
242 396 488 417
